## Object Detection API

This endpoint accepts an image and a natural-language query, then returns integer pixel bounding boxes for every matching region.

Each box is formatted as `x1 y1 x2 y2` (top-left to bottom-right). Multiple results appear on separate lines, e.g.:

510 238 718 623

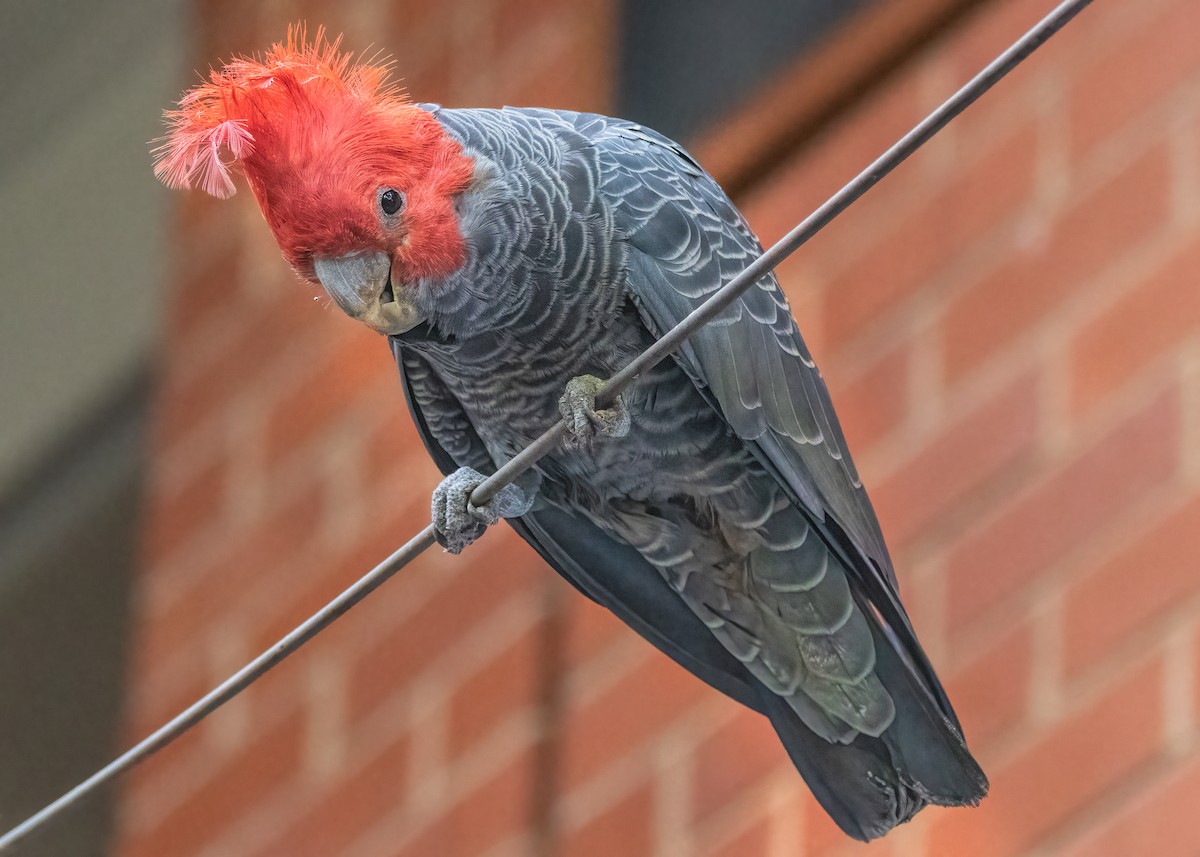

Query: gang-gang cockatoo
155 32 987 840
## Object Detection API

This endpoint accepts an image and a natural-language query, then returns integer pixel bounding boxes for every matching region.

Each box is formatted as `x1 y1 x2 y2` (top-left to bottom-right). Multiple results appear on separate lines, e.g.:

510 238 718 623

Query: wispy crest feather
153 25 404 198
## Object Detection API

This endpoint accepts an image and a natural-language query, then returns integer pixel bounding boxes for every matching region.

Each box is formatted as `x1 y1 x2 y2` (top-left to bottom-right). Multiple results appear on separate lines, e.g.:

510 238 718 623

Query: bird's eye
379 188 405 217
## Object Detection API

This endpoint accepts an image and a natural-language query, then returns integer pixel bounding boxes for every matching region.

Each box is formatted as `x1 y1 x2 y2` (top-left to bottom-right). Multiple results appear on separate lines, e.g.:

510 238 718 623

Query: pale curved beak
314 251 424 335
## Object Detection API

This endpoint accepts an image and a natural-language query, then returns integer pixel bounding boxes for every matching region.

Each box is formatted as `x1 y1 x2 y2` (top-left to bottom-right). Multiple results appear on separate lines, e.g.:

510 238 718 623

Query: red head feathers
154 27 475 283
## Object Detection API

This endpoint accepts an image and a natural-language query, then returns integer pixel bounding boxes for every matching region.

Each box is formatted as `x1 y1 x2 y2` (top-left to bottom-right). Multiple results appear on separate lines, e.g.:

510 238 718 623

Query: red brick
235 468 443 659
827 341 911 455
165 243 243 343
692 707 784 822
501 11 612 111
949 0 1074 85
824 121 1039 346
121 689 218 815
121 649 214 745
560 784 654 857
347 532 543 724
873 372 1040 550
357 398 441 500
1064 493 1200 677
251 731 409 857
397 752 535 857
929 656 1165 857
1068 0 1200 158
563 583 632 667
263 322 395 467
139 480 327 666
448 623 542 757
142 451 231 567
397 44 456 105
191 5 273 58
742 76 925 249
129 708 305 857
152 280 331 452
1059 755 1200 857
707 816 771 857
942 144 1171 384
946 386 1179 634
1195 625 1200 725
494 0 565 53
777 258 828 362
171 187 223 242
243 544 356 654
943 619 1034 750
1070 235 1200 415
562 651 714 789
385 0 453 56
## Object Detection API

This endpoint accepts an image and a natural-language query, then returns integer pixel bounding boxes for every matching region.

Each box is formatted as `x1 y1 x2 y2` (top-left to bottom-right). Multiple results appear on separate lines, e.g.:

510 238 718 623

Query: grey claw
558 374 630 449
431 466 534 554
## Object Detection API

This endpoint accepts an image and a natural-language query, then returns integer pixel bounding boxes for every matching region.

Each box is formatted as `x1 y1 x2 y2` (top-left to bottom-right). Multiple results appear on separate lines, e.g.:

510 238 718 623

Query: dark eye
379 188 404 217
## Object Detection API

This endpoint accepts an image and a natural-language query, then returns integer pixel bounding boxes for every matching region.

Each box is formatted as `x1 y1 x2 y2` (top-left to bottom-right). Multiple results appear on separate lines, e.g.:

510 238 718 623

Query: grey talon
431 466 534 554
432 467 487 554
558 374 631 448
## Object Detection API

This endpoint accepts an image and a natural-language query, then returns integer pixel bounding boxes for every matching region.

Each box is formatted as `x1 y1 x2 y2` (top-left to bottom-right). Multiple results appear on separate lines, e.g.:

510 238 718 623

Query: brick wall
116 0 1200 855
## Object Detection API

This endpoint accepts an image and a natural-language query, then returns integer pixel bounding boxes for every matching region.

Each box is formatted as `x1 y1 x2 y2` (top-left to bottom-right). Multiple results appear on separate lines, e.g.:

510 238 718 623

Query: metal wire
0 0 1092 849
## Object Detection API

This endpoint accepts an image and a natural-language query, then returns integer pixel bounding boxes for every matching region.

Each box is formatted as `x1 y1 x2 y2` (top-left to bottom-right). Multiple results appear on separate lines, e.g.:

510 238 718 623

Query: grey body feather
391 106 987 839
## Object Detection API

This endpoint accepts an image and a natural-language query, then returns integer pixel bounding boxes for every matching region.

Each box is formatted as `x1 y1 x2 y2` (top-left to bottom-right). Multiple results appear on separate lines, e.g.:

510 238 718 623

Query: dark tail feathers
759 619 988 841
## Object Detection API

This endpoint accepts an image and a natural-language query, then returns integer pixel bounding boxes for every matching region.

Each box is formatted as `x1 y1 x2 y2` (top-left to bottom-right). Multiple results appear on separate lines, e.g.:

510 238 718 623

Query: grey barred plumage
393 105 987 840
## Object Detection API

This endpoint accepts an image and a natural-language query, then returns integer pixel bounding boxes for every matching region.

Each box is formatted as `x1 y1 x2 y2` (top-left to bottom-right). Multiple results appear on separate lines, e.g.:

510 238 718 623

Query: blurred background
1 0 1197 854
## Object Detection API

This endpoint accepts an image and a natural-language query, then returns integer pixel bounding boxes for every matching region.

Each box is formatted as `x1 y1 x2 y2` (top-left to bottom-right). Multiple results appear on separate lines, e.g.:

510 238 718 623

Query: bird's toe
431 467 488 554
559 374 630 449
431 467 535 554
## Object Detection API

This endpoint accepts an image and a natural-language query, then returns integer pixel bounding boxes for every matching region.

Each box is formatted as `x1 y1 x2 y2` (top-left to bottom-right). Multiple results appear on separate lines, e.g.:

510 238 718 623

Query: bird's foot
432 466 533 554
558 374 630 450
